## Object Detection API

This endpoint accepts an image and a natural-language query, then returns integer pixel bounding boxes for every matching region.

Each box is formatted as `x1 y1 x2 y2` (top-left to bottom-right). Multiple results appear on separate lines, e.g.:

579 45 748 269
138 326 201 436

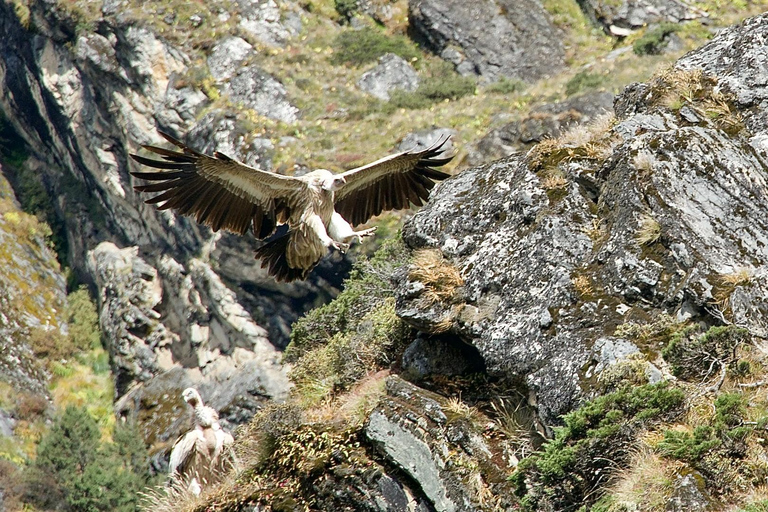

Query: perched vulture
168 388 234 495
130 132 453 281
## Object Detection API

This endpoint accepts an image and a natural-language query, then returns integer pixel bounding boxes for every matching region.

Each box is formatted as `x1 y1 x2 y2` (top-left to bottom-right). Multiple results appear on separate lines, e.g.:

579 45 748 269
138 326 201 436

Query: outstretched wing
333 136 454 227
131 132 306 239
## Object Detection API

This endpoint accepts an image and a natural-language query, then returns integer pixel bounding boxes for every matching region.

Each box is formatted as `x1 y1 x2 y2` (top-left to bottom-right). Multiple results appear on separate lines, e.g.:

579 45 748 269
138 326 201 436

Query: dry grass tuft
605 445 681 511
572 274 594 298
444 396 482 424
490 397 537 461
540 170 569 190
633 151 655 174
409 249 464 304
713 267 753 310
635 214 662 246
529 113 618 170
583 217 607 242
139 480 205 512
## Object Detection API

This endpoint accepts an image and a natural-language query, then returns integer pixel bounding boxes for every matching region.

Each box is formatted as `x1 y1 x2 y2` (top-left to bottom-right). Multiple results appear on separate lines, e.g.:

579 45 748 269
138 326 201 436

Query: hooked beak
332 176 347 190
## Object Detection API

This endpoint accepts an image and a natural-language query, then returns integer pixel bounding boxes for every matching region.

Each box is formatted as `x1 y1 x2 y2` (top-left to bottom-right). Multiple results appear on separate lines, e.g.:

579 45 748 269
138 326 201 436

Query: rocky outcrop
577 0 705 35
224 65 299 123
357 53 419 101
408 0 565 82
236 0 302 48
399 12 768 427
88 242 290 444
365 376 515 511
468 91 615 166
0 0 324 444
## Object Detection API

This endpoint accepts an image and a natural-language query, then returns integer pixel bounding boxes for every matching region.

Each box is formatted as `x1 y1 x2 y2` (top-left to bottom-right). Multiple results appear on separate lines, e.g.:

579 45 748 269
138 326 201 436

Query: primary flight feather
130 131 453 281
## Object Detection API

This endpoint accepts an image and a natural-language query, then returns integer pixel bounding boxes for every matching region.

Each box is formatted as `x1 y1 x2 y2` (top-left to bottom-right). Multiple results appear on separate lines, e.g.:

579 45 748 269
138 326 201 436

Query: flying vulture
168 387 234 495
130 132 453 281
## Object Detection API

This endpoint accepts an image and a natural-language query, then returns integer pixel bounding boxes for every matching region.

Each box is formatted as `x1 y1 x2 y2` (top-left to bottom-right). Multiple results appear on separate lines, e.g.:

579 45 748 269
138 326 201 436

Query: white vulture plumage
130 132 453 281
168 387 234 495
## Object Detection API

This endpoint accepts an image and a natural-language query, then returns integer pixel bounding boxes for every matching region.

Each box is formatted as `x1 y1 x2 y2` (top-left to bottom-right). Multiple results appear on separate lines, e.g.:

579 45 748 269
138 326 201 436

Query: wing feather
131 132 305 238
334 136 453 226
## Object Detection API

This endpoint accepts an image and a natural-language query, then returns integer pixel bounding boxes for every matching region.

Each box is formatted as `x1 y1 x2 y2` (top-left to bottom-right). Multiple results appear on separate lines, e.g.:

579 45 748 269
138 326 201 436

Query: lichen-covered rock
408 0 565 82
400 12 768 427
236 0 302 48
225 65 299 123
365 376 515 511
208 36 254 81
578 0 705 34
357 53 419 100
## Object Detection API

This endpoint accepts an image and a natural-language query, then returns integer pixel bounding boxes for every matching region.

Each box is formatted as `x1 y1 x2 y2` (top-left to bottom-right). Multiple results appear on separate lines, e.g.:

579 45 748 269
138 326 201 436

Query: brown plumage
131 132 453 281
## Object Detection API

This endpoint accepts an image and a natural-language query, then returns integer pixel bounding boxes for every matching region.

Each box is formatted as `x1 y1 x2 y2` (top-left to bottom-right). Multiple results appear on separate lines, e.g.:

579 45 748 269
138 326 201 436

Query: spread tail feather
254 230 316 282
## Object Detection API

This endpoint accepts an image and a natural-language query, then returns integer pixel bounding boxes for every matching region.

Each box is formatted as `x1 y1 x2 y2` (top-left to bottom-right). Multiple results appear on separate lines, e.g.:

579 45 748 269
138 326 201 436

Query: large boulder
578 0 706 35
408 0 565 82
399 11 768 427
225 65 299 123
357 53 419 101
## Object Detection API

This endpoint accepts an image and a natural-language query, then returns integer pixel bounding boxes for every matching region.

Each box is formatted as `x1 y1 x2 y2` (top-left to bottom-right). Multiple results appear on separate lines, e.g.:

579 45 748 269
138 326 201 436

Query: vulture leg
328 212 377 245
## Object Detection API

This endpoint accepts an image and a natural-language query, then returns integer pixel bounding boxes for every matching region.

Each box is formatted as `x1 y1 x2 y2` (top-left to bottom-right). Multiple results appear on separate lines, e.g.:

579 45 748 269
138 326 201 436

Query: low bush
513 382 685 511
331 29 419 66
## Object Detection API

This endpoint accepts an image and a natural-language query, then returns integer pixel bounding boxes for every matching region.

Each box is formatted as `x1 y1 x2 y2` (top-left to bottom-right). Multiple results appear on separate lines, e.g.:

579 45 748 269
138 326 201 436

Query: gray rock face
365 376 514 511
470 91 615 166
578 0 705 33
225 65 299 123
236 0 302 47
0 0 337 440
665 473 710 512
408 0 565 82
400 11 768 426
88 242 291 441
208 36 254 81
357 53 419 100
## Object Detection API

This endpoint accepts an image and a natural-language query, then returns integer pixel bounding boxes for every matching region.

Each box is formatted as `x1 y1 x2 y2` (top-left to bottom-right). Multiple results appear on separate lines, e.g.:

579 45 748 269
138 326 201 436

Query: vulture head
182 387 202 407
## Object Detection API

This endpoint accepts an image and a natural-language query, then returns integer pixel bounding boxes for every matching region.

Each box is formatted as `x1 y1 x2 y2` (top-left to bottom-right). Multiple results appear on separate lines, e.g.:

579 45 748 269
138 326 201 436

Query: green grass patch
565 70 607 96
331 28 420 66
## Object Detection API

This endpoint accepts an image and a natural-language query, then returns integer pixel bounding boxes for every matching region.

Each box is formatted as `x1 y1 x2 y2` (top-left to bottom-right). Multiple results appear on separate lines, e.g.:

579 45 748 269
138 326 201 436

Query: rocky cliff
160 10 768 512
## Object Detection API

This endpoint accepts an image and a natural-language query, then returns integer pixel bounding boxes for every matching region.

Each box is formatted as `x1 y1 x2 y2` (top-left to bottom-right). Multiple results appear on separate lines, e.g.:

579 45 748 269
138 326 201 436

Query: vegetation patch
633 23 681 56
565 70 606 96
655 392 768 493
330 28 420 66
387 69 476 110
662 325 750 381
12 406 153 512
512 382 685 511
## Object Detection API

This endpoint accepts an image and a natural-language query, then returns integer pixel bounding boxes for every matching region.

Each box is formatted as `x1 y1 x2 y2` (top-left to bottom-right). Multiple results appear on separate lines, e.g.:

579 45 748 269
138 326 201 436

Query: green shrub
66 285 101 351
287 237 408 361
387 71 476 110
331 29 420 66
334 0 358 21
657 392 755 490
738 500 768 512
565 70 606 96
485 77 525 95
657 426 720 462
633 23 681 56
662 325 750 380
513 382 685 511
